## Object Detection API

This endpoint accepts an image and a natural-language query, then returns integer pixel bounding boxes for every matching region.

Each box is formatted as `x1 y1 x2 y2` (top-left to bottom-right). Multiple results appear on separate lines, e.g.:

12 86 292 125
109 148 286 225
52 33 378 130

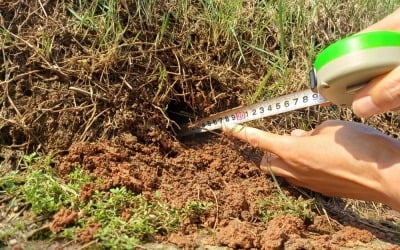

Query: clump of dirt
215 220 263 249
49 208 78 233
260 215 305 249
57 136 278 247
78 182 97 202
167 232 200 249
79 223 102 243
331 226 374 247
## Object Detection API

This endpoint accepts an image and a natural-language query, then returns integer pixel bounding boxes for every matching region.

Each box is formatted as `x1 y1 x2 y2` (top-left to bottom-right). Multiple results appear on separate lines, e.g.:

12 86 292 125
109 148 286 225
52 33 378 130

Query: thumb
352 65 400 118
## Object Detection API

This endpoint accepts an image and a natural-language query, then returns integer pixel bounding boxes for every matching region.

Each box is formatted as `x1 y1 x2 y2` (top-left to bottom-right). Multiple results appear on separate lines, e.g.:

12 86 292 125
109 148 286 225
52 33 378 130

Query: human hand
362 7 400 33
224 120 400 211
353 8 400 117
352 65 400 118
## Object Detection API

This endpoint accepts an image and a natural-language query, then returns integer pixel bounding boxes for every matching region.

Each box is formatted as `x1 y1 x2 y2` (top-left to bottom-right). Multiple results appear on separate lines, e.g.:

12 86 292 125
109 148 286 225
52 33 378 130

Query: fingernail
352 96 380 118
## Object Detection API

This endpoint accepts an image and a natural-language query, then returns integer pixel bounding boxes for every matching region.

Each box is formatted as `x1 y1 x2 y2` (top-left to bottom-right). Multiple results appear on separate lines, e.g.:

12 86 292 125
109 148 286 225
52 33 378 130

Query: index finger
223 124 294 156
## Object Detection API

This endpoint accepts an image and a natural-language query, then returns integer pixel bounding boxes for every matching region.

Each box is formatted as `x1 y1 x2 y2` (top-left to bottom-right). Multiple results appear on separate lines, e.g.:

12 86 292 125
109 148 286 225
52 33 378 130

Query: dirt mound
56 137 398 248
58 135 269 223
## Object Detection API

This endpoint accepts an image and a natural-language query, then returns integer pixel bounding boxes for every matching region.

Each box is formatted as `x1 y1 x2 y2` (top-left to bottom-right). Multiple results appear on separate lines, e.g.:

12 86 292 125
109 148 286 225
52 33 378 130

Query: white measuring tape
181 89 328 136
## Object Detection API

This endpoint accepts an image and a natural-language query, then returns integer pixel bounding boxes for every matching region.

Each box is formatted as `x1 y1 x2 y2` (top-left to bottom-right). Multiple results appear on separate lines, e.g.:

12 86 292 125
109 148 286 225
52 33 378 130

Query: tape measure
181 31 400 136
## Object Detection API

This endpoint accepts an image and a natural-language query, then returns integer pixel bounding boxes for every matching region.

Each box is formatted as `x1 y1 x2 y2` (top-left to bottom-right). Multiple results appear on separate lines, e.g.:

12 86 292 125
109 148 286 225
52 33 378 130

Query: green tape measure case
311 31 400 106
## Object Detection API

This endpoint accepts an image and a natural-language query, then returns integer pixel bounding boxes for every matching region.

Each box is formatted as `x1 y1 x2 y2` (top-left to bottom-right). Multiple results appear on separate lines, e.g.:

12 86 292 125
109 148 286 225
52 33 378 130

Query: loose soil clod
50 208 78 233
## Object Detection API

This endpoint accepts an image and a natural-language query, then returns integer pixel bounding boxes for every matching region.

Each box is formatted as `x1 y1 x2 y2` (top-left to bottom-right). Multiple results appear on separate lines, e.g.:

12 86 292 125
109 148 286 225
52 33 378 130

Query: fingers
361 7 400 32
223 124 294 156
353 65 400 117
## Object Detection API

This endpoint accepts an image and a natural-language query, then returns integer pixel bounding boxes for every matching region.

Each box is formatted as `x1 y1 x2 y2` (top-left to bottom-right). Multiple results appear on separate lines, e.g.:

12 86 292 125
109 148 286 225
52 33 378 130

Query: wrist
380 162 400 211
388 182 400 212
386 189 400 212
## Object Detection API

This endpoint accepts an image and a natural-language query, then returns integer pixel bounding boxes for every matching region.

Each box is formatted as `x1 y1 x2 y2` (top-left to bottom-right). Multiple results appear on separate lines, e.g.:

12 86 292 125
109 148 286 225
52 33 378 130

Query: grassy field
1 0 400 249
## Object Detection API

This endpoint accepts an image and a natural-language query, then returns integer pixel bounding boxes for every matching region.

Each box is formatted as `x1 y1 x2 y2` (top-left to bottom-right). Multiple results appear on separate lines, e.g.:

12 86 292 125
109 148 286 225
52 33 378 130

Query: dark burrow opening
0 126 13 146
166 99 195 131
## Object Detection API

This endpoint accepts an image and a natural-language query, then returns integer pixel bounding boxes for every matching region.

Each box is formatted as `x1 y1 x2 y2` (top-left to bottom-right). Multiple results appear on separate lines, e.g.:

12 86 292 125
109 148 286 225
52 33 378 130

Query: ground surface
1 0 400 249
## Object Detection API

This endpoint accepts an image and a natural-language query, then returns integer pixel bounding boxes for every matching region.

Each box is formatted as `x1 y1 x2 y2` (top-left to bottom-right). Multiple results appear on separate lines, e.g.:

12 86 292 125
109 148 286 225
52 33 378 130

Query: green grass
155 12 171 45
67 0 124 49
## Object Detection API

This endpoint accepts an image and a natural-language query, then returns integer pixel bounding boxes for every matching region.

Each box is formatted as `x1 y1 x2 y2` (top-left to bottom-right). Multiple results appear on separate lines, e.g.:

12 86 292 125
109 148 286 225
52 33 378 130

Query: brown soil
79 223 102 244
1 0 399 249
49 208 78 233
57 137 400 249
57 135 271 227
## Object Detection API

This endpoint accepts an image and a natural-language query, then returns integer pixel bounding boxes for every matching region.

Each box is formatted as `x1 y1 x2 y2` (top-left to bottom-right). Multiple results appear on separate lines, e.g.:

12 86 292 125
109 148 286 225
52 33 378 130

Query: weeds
0 169 23 194
78 187 179 248
22 152 39 166
1 154 75 215
258 193 314 222
183 200 213 220
0 154 213 248
260 158 314 222
155 12 171 45
22 169 74 215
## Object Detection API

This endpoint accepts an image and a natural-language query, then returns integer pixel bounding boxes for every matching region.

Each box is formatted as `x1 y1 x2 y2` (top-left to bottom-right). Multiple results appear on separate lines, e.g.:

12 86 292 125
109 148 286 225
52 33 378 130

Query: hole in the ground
14 128 27 145
0 126 13 145
166 99 195 128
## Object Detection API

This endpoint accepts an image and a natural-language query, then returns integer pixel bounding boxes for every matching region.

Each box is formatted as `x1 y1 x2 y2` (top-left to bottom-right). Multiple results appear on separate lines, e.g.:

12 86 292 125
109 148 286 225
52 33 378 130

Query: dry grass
0 0 398 150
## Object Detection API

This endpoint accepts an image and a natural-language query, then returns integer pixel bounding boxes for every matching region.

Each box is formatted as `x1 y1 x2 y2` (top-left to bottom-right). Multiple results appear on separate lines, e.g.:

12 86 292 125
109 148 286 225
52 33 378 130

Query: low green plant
67 167 93 193
0 227 18 246
183 200 213 219
0 220 24 240
1 153 67 215
0 169 23 194
260 162 314 222
257 193 314 222
0 153 186 248
22 152 40 166
22 169 72 215
77 187 180 249
19 154 81 215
